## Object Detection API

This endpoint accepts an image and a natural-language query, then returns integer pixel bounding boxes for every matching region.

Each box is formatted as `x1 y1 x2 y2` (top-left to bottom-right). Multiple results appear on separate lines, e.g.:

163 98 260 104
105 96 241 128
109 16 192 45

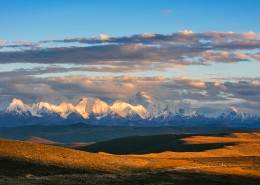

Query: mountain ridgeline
0 92 259 127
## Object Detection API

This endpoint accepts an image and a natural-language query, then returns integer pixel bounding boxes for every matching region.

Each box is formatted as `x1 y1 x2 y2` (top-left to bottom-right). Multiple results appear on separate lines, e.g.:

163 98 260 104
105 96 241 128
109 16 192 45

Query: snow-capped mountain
111 100 148 119
31 101 75 118
216 107 257 124
75 98 111 119
0 92 259 127
6 98 32 117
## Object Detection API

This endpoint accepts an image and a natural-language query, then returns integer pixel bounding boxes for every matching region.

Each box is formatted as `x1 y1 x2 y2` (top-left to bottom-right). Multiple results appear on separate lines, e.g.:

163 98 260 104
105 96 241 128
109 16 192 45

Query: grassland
0 132 259 184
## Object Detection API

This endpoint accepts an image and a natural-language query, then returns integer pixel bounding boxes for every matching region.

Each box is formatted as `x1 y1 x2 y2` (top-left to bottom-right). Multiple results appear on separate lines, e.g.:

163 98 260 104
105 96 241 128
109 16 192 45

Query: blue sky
1 0 259 41
0 0 259 114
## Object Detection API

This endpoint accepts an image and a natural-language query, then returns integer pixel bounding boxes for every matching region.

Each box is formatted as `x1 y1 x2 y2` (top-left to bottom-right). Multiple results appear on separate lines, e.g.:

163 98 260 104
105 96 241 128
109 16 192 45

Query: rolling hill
0 132 259 184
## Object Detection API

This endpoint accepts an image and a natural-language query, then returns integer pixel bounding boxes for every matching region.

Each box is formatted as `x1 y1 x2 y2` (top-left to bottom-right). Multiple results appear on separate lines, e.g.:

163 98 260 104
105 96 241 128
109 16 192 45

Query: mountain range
0 92 259 127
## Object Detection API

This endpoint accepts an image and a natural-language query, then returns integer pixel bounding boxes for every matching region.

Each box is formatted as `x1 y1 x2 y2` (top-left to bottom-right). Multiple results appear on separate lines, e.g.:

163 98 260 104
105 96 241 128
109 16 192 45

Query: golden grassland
0 132 259 178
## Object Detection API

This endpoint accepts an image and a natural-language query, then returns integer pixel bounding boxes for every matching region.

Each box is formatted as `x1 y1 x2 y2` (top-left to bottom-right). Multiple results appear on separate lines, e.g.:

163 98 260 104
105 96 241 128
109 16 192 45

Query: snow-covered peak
6 98 31 116
31 102 57 117
111 100 148 118
199 106 254 123
184 110 201 117
221 107 239 116
34 102 52 109
218 106 255 121
52 102 75 118
1 96 259 127
205 107 238 118
59 102 75 110
111 100 130 109
130 104 149 119
7 98 27 111
128 92 182 119
111 100 133 117
75 97 110 118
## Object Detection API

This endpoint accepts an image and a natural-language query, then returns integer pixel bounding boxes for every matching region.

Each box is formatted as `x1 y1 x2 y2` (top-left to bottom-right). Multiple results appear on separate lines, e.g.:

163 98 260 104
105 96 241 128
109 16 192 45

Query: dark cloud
0 31 259 68
0 43 208 65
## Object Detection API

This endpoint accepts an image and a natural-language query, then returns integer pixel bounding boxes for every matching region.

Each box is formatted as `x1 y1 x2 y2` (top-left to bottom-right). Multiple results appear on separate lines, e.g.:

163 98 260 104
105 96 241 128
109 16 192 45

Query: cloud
250 80 260 87
0 67 259 114
177 30 194 35
200 51 251 63
0 40 7 47
141 33 156 38
252 53 260 60
0 31 259 69
0 31 259 114
99 34 110 41
36 31 260 47
0 42 210 70
174 77 206 89
15 40 33 46
1 69 259 107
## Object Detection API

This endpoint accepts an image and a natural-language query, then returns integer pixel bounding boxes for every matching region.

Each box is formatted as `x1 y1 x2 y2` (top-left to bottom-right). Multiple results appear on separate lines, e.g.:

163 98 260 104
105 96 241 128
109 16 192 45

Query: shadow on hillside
0 157 93 177
78 134 236 154
0 157 259 185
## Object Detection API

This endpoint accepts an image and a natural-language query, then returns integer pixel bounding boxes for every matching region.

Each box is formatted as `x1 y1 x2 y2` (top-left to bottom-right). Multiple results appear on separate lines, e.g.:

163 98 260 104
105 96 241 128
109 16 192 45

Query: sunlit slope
0 138 145 173
0 132 259 177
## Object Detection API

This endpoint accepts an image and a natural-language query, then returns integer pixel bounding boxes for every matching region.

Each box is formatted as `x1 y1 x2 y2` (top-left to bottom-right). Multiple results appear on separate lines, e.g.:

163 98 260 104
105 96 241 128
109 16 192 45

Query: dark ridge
0 123 258 143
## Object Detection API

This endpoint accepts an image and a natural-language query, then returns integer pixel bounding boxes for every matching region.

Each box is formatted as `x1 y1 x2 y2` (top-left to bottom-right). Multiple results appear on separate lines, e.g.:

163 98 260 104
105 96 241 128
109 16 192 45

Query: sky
0 0 260 114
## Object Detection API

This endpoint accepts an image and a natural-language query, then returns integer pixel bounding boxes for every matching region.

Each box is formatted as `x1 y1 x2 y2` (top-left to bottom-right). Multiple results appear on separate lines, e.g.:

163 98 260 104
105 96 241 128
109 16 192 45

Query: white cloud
178 30 194 35
141 33 156 38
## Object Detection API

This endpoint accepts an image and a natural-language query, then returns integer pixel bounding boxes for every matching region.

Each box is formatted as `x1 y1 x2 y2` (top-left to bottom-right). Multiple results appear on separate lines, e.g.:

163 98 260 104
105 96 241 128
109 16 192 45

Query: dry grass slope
23 136 56 145
0 132 259 184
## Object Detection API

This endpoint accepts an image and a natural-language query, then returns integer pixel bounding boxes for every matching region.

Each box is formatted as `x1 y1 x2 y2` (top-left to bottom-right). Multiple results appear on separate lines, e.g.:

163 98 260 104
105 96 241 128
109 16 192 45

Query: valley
0 123 258 143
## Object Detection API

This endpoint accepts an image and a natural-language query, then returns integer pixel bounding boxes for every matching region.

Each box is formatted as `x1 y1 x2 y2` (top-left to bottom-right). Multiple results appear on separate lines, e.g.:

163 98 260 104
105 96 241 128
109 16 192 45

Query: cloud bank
0 31 259 114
